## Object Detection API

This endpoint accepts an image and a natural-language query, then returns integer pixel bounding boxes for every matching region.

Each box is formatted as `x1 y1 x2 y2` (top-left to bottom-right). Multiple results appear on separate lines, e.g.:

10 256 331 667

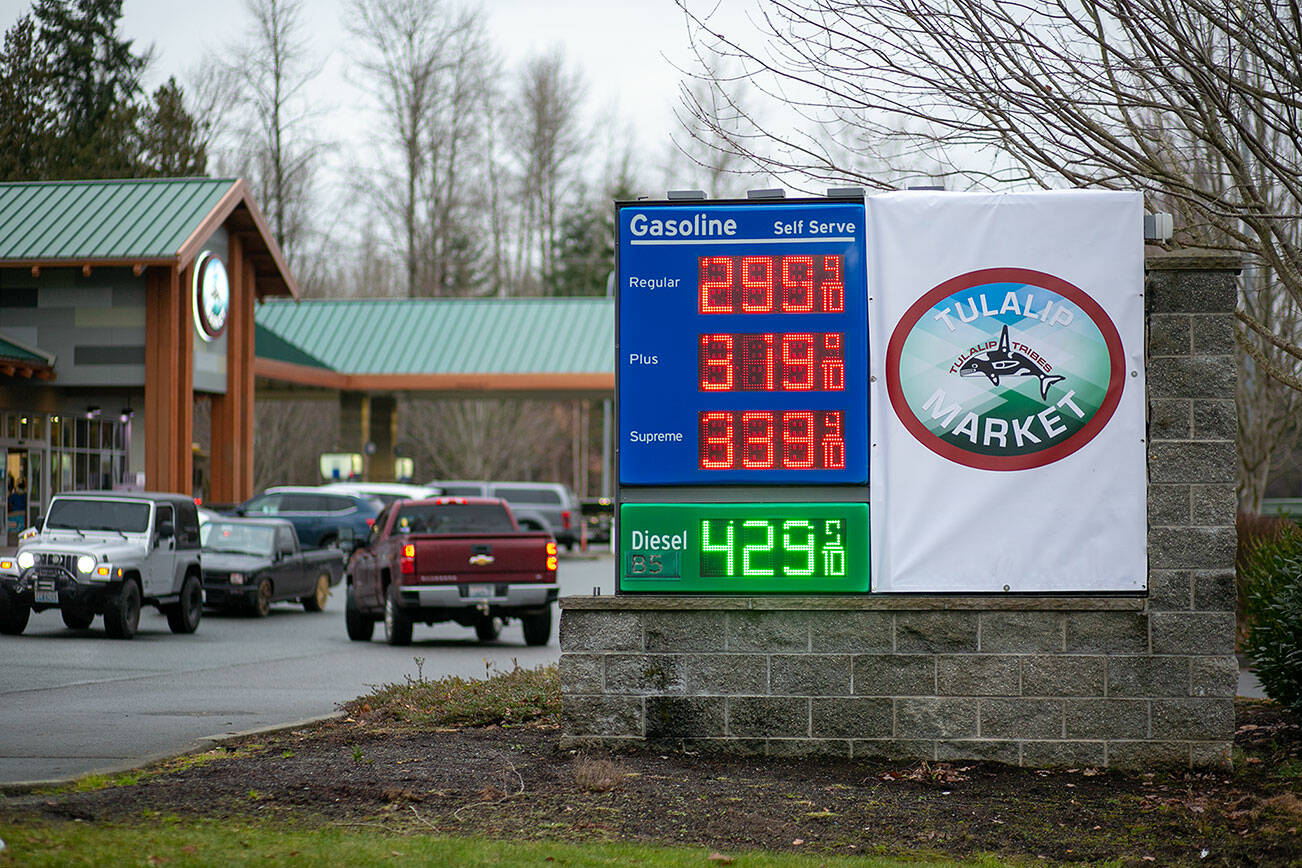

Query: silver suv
0 492 204 639
428 480 584 550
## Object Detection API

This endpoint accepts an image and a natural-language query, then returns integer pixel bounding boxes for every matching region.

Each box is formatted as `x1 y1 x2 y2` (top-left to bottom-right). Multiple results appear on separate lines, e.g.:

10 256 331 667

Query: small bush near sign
1240 524 1302 714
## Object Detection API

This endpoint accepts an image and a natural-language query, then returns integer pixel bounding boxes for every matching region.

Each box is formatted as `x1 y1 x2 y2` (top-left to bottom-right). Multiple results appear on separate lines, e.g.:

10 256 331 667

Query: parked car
228 486 382 549
427 480 584 550
318 481 441 506
201 517 346 616
582 497 613 545
344 496 558 646
0 491 203 639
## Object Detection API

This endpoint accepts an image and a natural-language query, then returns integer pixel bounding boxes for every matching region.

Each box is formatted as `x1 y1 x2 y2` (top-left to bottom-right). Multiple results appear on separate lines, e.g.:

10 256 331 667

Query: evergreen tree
0 0 206 180
0 15 56 180
138 77 206 177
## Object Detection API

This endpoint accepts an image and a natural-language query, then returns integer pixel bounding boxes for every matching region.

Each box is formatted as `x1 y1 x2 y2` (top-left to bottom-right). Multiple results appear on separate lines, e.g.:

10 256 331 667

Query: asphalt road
0 551 617 787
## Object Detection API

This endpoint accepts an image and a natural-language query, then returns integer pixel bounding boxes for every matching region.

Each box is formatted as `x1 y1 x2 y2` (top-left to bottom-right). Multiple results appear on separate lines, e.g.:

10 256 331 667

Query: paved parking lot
0 552 614 786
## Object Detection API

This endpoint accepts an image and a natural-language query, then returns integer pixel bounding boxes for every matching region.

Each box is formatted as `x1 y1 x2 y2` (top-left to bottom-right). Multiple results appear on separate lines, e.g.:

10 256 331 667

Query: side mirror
157 521 174 539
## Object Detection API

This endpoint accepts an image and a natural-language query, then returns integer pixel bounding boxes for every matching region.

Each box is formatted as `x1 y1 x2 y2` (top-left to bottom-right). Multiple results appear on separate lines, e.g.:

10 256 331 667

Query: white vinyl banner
868 191 1146 592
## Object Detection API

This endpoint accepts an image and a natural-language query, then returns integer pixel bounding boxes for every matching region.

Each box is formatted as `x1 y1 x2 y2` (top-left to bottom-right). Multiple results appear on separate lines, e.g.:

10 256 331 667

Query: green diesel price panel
619 503 870 593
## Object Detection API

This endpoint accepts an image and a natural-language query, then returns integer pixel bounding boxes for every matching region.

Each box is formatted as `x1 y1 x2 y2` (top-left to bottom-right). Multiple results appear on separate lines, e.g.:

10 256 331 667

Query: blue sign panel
618 200 868 485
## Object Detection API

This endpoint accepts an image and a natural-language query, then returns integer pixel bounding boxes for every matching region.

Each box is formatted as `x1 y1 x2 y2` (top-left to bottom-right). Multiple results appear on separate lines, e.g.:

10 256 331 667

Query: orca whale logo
885 267 1126 471
958 324 1064 401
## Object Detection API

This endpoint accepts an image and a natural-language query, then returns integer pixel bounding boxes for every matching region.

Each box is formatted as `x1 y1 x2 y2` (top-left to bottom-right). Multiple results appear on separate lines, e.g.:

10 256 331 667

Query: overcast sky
0 0 750 190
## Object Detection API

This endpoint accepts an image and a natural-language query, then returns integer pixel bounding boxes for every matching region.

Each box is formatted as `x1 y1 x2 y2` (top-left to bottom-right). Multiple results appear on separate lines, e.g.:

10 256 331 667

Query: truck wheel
0 587 30 635
345 588 374 642
301 572 331 612
104 579 141 639
521 609 552 646
61 607 94 630
474 616 502 643
251 578 273 618
383 584 412 646
166 574 203 634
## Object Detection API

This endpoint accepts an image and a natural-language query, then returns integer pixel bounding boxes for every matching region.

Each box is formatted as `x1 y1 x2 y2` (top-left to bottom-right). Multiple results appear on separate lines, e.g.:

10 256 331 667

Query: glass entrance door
5 448 29 546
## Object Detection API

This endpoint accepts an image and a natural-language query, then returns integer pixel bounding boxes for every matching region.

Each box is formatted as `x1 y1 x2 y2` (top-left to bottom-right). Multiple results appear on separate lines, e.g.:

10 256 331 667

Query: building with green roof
0 177 296 542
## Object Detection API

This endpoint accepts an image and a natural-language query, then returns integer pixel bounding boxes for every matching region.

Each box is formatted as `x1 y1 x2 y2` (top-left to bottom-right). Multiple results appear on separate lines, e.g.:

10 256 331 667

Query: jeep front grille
36 553 77 571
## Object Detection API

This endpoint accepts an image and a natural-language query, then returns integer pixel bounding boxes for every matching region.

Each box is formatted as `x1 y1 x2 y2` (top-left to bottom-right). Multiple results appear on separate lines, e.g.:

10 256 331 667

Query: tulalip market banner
868 191 1146 592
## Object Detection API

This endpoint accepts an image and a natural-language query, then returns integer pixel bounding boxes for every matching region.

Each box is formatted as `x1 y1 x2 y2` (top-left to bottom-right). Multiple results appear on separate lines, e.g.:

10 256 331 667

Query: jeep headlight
77 555 97 575
16 551 35 571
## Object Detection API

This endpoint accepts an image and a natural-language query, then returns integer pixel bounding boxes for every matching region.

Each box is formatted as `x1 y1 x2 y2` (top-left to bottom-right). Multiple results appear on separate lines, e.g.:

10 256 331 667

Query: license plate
35 589 58 604
465 584 497 598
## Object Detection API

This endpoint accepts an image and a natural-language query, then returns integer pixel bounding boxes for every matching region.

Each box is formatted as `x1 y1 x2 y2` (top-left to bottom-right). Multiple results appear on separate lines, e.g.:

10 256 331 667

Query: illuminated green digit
701 519 735 575
822 519 846 576
783 520 815 576
742 520 775 576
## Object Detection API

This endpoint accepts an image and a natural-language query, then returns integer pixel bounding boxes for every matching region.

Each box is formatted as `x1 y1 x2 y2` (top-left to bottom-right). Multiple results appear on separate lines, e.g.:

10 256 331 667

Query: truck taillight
546 541 557 572
561 510 571 529
400 543 415 575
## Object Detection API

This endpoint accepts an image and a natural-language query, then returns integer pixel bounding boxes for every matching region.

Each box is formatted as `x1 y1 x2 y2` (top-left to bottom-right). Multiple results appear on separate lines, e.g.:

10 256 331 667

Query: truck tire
474 615 502 643
383 583 412 646
301 572 331 612
521 608 552 646
166 574 203 634
61 607 93 630
345 588 374 641
251 578 273 617
104 579 141 639
0 587 30 635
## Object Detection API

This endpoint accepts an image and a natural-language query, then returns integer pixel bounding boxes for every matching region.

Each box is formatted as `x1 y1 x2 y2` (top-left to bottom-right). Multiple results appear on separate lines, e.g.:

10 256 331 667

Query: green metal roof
255 298 613 375
0 177 237 262
0 333 51 363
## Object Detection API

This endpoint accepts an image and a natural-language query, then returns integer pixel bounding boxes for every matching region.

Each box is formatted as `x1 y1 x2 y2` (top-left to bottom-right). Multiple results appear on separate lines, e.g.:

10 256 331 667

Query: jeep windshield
201 522 275 556
44 499 151 534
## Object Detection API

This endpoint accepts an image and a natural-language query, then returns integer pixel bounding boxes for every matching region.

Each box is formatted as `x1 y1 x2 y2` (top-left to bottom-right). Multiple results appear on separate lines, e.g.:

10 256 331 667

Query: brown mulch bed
3 700 1300 866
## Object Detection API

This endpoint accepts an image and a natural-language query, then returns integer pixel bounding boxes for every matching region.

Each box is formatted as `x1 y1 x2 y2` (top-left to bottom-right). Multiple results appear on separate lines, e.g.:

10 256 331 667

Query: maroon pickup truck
343 497 558 646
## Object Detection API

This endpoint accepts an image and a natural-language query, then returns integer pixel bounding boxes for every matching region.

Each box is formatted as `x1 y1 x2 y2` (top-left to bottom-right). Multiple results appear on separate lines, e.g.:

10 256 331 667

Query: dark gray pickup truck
201 517 346 616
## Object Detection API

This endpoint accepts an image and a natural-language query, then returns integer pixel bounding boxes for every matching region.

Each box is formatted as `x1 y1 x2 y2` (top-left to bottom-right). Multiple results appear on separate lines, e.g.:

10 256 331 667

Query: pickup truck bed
344 497 558 646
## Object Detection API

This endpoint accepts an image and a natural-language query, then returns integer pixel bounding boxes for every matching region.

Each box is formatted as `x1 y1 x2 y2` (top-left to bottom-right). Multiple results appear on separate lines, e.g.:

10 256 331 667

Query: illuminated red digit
821 411 846 469
780 333 814 391
782 411 815 469
821 333 845 391
740 333 775 390
699 334 734 391
741 411 775 469
820 256 844 313
700 412 734 469
780 255 815 312
699 257 734 313
740 256 774 313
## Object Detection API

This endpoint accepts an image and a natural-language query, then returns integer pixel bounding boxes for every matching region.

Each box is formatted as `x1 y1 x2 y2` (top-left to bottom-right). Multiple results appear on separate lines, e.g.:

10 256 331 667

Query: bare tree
231 0 323 266
402 399 568 480
679 0 1302 508
505 49 588 294
253 399 337 490
671 58 771 197
345 0 488 297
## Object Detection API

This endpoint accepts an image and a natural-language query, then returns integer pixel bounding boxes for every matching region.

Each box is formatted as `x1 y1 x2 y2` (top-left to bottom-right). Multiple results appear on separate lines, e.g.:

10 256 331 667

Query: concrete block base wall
559 252 1240 769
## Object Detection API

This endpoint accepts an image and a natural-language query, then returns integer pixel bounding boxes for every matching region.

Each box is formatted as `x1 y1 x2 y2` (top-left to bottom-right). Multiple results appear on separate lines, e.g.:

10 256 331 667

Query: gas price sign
618 201 868 485
616 197 870 595
619 503 870 593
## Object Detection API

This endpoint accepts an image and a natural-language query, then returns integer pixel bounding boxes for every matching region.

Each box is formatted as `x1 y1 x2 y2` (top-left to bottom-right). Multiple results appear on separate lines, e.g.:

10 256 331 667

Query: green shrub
1239 524 1302 715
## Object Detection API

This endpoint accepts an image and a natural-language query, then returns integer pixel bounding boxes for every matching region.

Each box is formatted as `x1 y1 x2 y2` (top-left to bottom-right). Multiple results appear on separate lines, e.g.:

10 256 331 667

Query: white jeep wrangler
0 492 204 639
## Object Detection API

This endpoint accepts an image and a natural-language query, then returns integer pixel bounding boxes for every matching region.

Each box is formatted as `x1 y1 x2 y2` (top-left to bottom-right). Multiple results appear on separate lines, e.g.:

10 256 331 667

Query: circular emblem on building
192 251 230 341
885 267 1125 471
